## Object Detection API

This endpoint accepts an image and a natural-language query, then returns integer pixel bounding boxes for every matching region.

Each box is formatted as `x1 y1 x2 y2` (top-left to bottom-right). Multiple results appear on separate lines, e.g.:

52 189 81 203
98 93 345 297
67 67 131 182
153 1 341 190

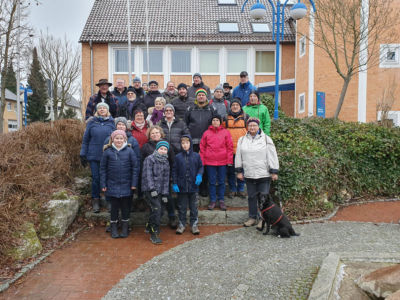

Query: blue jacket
103 131 141 164
232 81 255 107
100 144 139 198
142 153 170 195
80 117 115 161
172 135 204 193
111 87 128 107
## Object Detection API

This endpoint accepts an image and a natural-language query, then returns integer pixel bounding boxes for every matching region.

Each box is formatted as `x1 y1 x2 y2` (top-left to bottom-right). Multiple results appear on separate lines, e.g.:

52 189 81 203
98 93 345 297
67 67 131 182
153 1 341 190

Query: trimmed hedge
261 94 400 210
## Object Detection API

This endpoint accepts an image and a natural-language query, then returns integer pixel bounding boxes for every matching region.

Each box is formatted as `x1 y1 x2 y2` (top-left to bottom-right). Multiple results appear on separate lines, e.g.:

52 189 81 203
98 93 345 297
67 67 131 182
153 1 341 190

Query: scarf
153 150 168 163
230 109 243 118
112 142 127 151
134 120 146 130
150 108 164 125
97 116 109 121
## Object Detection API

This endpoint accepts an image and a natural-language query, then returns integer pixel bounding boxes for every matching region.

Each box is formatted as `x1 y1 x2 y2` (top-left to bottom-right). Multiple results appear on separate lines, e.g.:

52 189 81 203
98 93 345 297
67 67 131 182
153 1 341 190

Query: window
14 103 17 112
199 50 219 73
114 49 134 73
143 49 163 73
251 23 271 33
171 49 191 73
380 44 400 68
7 102 12 111
218 23 239 33
255 51 275 73
8 120 17 132
299 36 306 57
218 0 236 4
299 93 305 113
227 50 247 73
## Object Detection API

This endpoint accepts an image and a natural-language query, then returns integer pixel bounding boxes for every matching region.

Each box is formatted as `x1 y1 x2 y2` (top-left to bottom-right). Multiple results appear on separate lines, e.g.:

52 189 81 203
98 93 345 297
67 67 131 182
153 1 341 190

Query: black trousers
193 143 208 195
110 196 131 221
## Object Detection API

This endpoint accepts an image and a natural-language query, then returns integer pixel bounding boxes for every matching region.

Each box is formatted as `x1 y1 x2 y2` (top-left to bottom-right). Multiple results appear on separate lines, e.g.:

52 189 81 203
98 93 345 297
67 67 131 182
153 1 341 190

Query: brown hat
96 79 112 87
223 82 232 89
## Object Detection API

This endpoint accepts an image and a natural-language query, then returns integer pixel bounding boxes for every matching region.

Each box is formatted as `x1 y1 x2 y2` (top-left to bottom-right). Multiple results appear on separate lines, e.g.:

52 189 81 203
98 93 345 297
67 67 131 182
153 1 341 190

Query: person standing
130 109 149 148
162 81 178 103
80 103 115 213
243 90 271 136
118 87 147 120
223 82 233 102
131 77 145 101
235 117 279 227
232 71 255 107
85 79 118 119
210 85 230 119
112 78 128 107
187 73 211 100
171 83 195 121
143 80 162 109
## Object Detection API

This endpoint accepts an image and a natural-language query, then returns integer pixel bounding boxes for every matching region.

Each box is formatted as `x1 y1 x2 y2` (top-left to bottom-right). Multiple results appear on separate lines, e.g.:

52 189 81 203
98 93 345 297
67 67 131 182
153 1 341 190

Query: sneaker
169 216 178 229
191 225 200 235
243 218 256 227
237 191 247 198
144 223 150 233
208 202 216 210
256 219 263 231
176 224 185 235
219 201 227 211
150 232 162 244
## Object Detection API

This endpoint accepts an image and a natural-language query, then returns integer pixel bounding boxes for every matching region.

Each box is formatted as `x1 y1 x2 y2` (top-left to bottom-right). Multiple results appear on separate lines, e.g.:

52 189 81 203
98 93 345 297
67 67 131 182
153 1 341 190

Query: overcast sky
29 0 94 44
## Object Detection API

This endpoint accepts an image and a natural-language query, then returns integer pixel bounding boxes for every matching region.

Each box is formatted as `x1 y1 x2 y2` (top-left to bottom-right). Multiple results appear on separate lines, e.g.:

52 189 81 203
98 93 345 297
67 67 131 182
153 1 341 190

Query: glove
161 196 168 203
195 174 202 186
150 190 158 198
172 184 180 193
80 156 87 167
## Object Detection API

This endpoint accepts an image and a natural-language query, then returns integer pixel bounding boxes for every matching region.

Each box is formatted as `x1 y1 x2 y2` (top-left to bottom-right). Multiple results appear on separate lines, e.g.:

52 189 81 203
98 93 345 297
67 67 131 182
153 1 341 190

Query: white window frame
299 36 306 58
254 45 276 75
142 47 164 75
112 47 136 74
299 93 306 113
218 0 236 4
170 48 192 75
251 23 271 33
218 22 239 33
377 111 400 127
379 44 400 68
8 119 17 132
7 102 12 111
198 48 221 75
226 49 249 75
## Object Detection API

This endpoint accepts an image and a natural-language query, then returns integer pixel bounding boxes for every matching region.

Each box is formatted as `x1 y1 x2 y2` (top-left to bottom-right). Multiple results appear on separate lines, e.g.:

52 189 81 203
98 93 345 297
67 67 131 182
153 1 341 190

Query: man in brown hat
85 79 118 120
223 82 233 102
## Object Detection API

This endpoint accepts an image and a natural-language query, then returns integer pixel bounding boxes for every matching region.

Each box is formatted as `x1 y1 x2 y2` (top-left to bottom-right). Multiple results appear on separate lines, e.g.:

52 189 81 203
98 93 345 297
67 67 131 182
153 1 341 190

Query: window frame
7 119 17 132
113 48 135 74
251 23 271 33
170 48 192 75
198 49 220 75
217 0 237 5
218 22 240 33
7 102 12 111
226 49 248 75
255 50 276 74
299 36 306 58
379 44 400 68
299 93 306 113
142 48 164 74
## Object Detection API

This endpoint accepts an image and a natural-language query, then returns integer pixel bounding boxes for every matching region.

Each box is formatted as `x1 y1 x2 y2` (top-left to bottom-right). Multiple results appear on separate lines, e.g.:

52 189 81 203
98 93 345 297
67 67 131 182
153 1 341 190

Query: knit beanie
156 140 169 151
211 114 223 125
96 102 109 111
114 117 128 127
177 83 187 90
127 87 136 93
195 88 208 97
164 103 175 112
247 117 260 127
230 97 242 108
193 73 202 80
214 85 224 92
111 130 127 141
249 90 260 100
133 76 141 83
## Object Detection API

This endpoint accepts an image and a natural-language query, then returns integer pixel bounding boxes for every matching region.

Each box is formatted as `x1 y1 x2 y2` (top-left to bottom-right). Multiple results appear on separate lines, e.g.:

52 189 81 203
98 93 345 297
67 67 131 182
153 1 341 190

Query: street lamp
242 0 316 120
20 85 33 127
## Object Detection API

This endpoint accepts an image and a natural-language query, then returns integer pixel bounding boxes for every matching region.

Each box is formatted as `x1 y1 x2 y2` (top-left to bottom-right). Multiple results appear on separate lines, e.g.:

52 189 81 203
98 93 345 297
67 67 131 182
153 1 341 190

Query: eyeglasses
165 109 174 112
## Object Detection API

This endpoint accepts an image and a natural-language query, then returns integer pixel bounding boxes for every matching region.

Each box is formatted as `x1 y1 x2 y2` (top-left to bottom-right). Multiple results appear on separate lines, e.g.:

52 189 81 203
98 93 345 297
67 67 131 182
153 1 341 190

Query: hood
208 125 223 133
113 87 127 94
180 134 193 154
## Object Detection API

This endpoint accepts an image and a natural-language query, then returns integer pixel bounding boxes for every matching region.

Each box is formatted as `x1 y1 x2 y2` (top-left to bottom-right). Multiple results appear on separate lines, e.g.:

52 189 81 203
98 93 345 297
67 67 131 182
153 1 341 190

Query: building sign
316 91 326 118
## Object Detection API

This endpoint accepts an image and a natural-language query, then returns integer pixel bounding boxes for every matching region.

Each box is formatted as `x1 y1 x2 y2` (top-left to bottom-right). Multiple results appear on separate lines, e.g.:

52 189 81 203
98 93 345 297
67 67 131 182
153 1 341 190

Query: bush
0 120 85 262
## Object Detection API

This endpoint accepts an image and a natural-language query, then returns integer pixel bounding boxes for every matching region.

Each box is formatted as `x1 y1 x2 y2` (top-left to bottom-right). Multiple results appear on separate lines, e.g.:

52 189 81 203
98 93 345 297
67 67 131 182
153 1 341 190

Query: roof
80 0 296 44
5 88 17 101
57 91 81 108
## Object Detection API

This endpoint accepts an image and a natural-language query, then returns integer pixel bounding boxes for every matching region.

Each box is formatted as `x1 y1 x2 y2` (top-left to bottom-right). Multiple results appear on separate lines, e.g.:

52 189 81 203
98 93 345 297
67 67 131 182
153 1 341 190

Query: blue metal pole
24 88 28 126
274 1 281 120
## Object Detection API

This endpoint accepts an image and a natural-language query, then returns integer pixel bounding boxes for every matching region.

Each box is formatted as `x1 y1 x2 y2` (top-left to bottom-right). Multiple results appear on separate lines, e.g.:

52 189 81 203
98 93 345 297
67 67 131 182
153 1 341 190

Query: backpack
209 99 229 111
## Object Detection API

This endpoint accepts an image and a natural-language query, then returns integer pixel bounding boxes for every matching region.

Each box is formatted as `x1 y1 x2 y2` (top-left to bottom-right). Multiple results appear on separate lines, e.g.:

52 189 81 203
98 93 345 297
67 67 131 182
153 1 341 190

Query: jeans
89 160 101 199
227 155 245 192
145 192 165 232
245 177 271 219
110 196 130 221
177 193 198 227
207 165 227 203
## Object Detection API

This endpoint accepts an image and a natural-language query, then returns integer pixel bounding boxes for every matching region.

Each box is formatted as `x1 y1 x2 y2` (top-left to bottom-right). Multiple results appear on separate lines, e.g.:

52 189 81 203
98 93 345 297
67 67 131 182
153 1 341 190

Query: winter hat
96 102 109 111
249 90 260 100
211 114 223 125
156 140 169 151
148 80 158 86
177 83 187 90
127 87 136 93
247 117 260 127
214 85 224 92
133 76 141 83
230 97 242 108
111 130 127 141
164 103 175 112
193 73 202 80
114 117 128 127
195 88 208 97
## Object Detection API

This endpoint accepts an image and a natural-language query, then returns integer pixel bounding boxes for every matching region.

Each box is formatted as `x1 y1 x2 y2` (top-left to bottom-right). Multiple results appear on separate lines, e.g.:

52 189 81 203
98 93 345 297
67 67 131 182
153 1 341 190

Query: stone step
85 209 249 225
197 195 248 208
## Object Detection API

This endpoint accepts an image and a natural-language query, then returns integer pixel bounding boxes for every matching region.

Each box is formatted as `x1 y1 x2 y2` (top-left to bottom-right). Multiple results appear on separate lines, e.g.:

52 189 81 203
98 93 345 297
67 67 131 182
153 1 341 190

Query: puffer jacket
159 117 190 154
141 153 170 195
130 121 149 148
172 135 204 193
200 125 233 166
243 104 271 136
80 116 115 161
103 130 141 164
162 90 178 103
185 102 216 145
232 81 255 107
171 95 195 121
112 87 128 106
100 143 139 198
210 97 230 119
187 82 211 100
224 112 249 154
235 131 279 179
85 91 118 120
118 98 147 120
143 90 162 109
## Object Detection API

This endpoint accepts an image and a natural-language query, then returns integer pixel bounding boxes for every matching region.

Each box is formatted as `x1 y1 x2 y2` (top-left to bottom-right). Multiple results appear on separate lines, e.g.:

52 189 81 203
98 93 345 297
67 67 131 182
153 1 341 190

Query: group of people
80 71 279 245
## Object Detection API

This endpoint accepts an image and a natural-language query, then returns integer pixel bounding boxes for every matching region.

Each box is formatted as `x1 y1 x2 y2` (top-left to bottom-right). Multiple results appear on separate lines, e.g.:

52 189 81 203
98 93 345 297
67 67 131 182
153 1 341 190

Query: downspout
89 39 94 96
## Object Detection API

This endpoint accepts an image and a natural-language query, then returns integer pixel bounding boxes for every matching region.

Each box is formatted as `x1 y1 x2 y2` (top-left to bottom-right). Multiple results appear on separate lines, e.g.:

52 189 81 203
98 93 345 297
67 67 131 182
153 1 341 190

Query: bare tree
38 32 81 120
376 74 398 127
304 0 399 119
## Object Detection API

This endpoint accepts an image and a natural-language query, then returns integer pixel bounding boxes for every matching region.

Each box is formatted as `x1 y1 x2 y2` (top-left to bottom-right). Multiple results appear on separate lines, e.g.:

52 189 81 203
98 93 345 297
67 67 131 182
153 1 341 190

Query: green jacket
243 104 271 135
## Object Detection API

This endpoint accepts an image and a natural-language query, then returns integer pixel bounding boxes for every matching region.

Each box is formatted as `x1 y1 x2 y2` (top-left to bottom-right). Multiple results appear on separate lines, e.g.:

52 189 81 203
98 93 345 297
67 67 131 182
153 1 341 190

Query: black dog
257 193 299 238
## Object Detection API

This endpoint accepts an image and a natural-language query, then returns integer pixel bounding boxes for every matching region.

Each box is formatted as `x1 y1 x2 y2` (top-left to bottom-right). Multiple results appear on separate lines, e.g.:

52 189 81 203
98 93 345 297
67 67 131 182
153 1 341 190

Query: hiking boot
256 219 263 231
150 232 162 244
105 221 111 233
219 201 227 211
169 216 178 229
110 221 119 238
243 218 256 227
191 225 200 235
208 202 216 210
236 191 247 198
92 198 100 213
144 223 150 233
120 220 129 238
227 191 236 198
176 224 185 235
200 190 208 197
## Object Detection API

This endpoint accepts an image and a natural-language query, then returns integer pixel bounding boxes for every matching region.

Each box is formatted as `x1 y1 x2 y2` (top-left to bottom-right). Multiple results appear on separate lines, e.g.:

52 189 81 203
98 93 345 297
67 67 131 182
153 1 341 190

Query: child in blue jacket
100 130 139 238
172 135 203 235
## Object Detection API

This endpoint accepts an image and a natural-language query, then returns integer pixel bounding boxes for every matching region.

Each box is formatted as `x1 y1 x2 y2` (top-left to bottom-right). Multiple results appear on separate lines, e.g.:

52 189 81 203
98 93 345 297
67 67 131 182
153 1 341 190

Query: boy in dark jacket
142 141 170 244
100 130 139 238
172 135 203 235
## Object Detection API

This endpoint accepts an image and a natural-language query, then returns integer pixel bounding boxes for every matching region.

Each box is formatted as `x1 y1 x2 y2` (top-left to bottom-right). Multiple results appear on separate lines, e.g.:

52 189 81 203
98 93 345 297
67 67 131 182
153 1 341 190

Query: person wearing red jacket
200 115 233 211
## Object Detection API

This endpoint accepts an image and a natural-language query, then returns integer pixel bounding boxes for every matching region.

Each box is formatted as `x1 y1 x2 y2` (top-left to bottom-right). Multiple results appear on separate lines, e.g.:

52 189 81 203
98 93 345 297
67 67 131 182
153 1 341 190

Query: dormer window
252 23 271 33
218 22 239 33
218 0 236 4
